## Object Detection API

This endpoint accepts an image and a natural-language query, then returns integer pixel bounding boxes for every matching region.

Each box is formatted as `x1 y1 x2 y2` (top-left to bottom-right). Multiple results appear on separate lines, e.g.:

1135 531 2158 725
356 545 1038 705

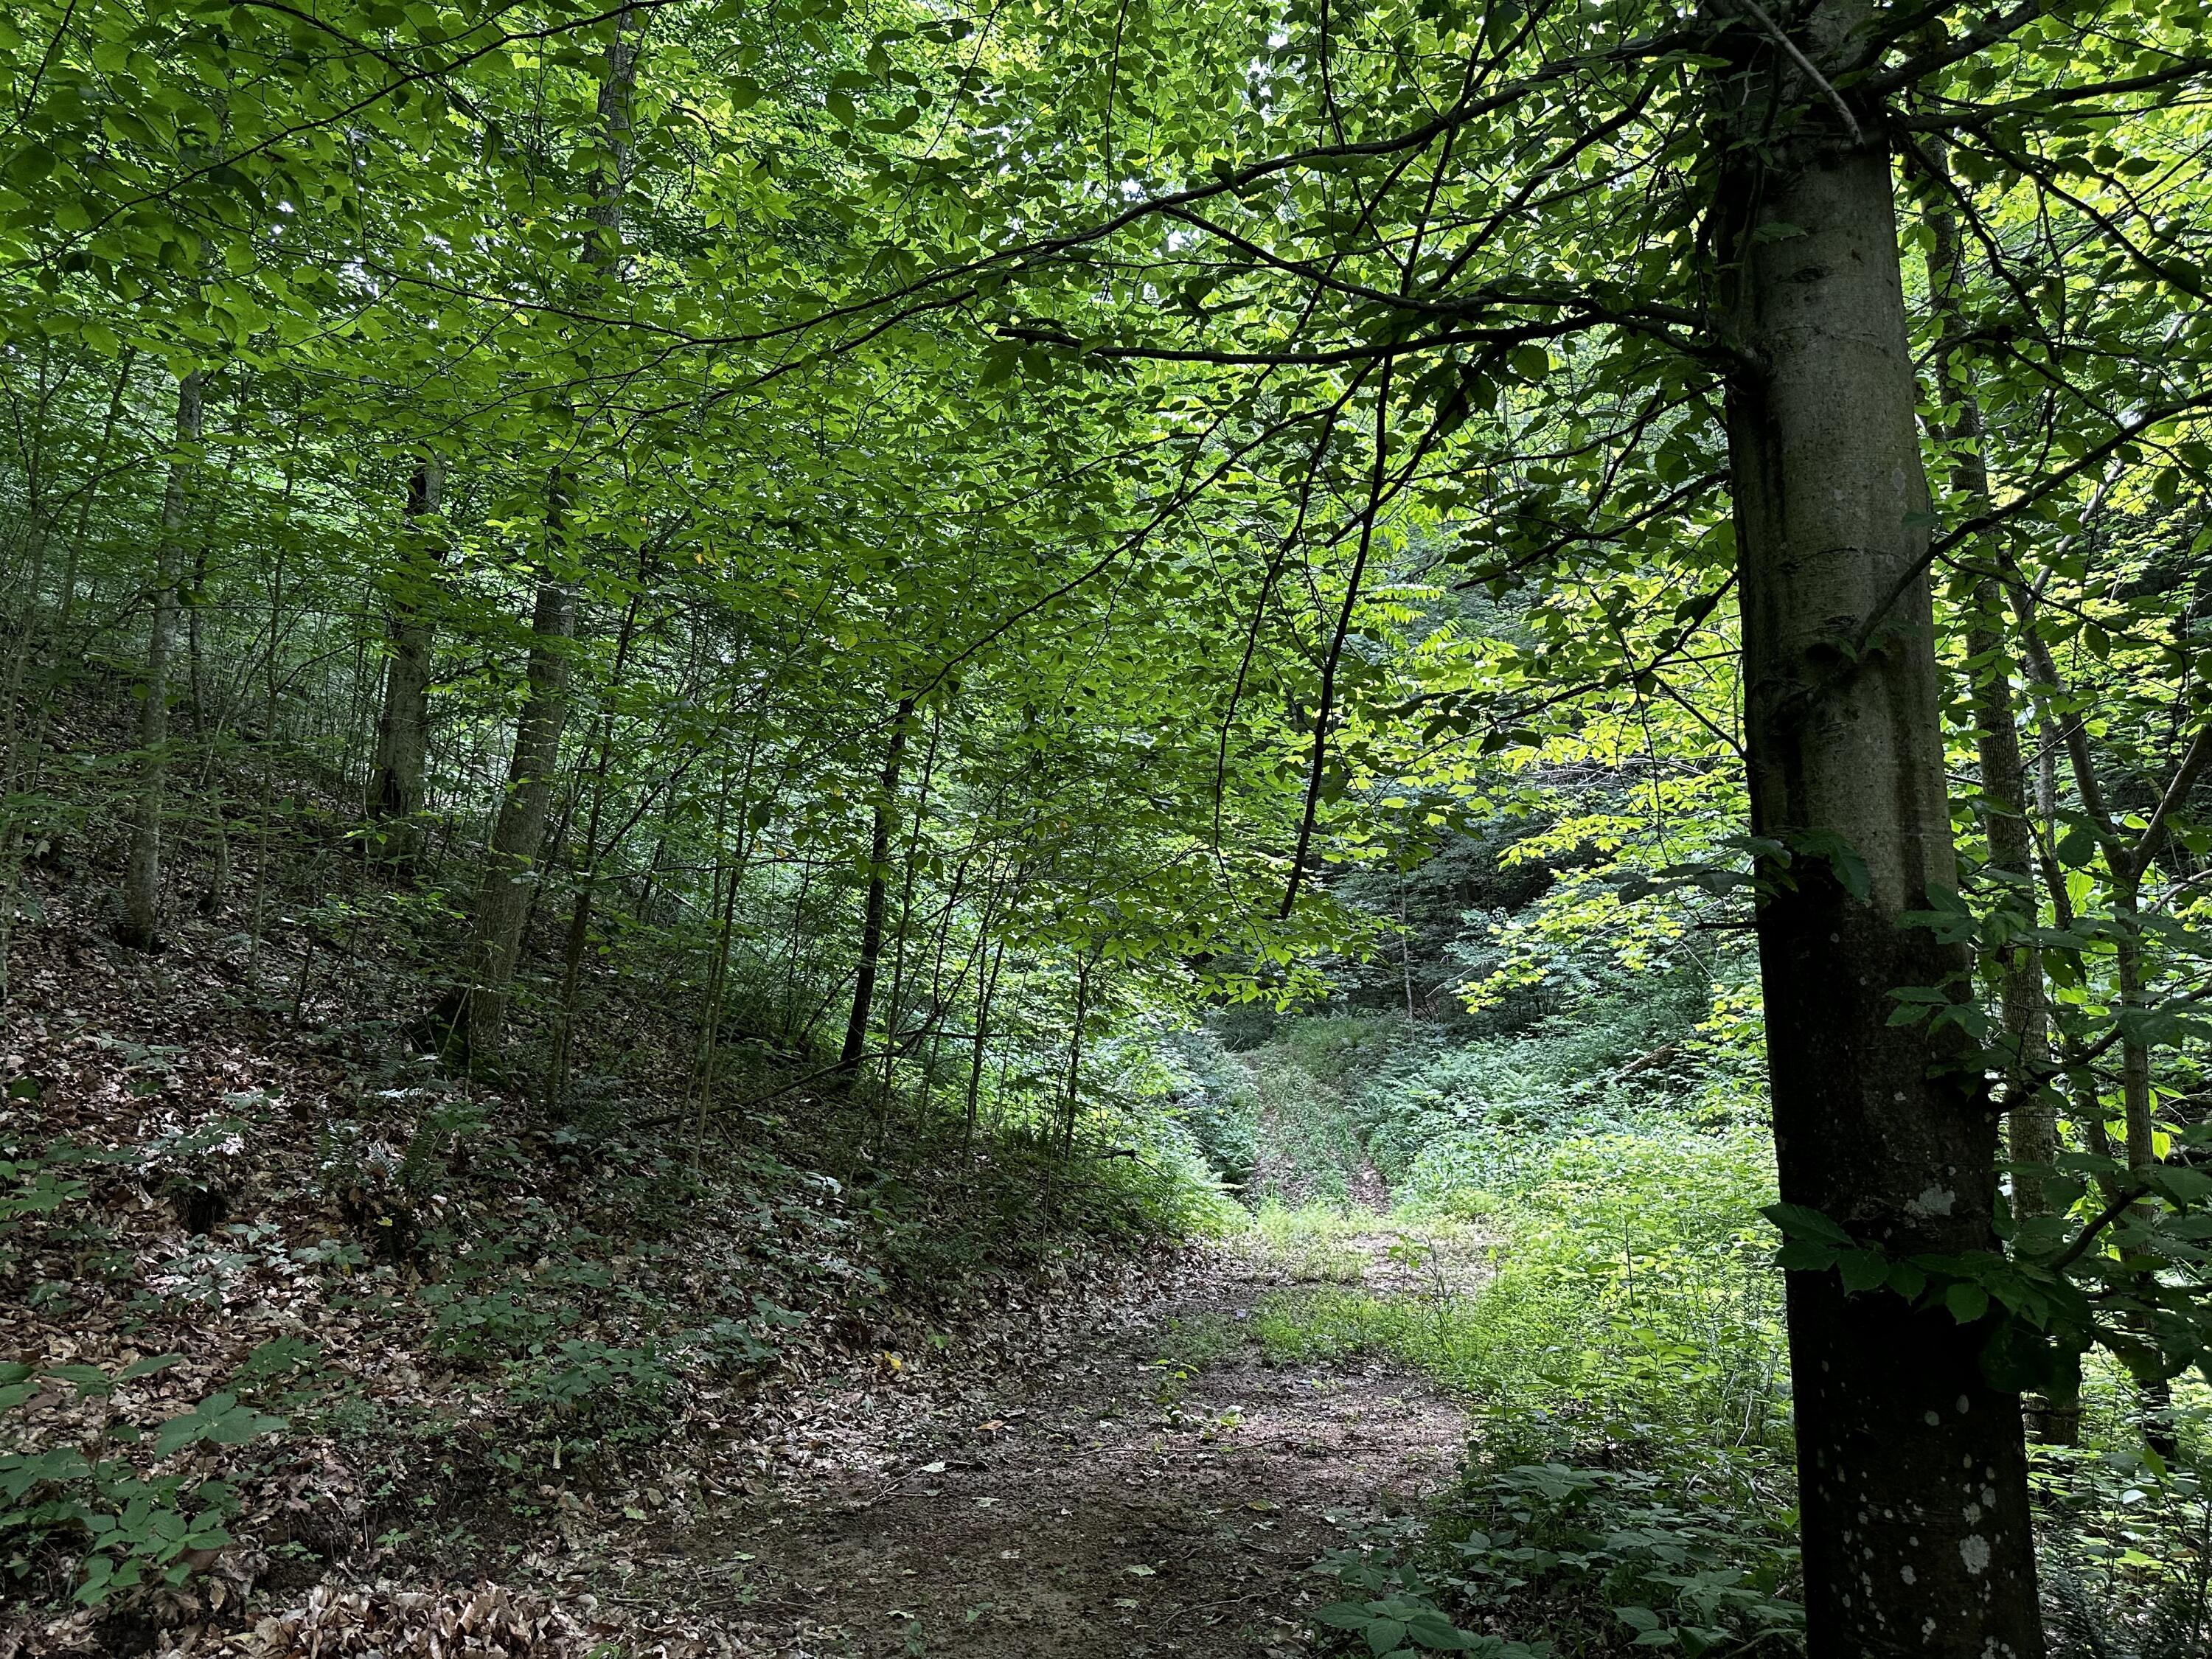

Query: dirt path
639 1243 1468 1658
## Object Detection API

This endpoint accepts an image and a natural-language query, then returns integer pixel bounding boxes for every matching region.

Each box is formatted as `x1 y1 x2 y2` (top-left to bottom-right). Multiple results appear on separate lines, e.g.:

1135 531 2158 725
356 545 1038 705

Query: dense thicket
4 1 2212 1655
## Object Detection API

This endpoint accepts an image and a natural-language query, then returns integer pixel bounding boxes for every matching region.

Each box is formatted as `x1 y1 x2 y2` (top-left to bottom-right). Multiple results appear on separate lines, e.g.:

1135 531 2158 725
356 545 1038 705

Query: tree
1713 10 2037 1637
838 695 916 1073
456 7 642 1049
366 456 445 860
779 0 2212 1648
117 369 203 950
6 7 2211 1646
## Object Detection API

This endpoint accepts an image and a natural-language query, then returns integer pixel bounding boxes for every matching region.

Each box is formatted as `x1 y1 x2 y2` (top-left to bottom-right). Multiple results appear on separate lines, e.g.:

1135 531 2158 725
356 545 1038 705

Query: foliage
1318 1455 1804 1659
0 1356 282 1606
2035 1425 2212 1659
1255 1126 1785 1452
5 0 2212 1650
1762 1122 2212 1404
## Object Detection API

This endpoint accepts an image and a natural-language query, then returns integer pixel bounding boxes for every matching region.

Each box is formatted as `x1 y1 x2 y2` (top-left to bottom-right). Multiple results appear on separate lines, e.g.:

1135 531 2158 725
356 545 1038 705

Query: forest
1 1 2209 1655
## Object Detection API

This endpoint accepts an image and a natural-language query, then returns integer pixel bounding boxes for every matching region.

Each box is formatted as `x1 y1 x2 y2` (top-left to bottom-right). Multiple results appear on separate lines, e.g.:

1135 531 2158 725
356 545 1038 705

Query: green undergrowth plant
1315 1450 1805 1658
1 1357 286 1606
2031 1398 2212 1658
1374 982 1752 1217
2 1027 1234 1622
1258 1128 1786 1449
1279 1102 1801 1655
1239 1200 1388 1283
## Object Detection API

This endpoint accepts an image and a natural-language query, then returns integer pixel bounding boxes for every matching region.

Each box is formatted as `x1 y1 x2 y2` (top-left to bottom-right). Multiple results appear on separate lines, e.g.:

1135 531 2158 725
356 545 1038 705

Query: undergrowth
1220 988 2212 1658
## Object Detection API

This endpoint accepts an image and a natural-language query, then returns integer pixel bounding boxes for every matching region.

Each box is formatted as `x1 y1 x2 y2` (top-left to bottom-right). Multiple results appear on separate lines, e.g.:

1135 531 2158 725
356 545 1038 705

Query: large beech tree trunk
367 456 445 860
1712 6 2042 1653
118 369 204 950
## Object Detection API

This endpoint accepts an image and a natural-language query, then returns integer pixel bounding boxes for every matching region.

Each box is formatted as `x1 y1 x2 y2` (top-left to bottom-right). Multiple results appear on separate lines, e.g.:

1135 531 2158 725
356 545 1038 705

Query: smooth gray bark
459 481 580 1045
838 698 916 1074
455 10 640 1048
1713 4 2042 1652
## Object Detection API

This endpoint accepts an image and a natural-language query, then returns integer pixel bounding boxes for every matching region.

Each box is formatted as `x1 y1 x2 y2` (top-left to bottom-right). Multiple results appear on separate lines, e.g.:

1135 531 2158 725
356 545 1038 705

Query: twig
1731 0 1863 145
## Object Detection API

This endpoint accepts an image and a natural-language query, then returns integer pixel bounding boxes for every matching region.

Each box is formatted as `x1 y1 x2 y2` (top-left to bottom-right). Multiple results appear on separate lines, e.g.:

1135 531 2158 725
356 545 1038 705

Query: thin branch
1729 0 1863 144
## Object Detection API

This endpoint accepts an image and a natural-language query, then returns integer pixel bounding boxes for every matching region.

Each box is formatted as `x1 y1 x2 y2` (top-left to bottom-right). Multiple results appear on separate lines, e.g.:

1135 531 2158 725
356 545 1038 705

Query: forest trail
647 1240 1468 1658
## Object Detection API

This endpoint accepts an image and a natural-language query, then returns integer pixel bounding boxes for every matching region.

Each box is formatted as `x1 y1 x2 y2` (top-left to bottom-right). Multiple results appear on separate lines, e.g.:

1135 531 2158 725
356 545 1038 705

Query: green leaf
1315 1604 1374 1631
1775 1239 1838 1271
1762 1203 1854 1247
1944 1283 1989 1324
153 1394 288 1455
1837 1249 1888 1293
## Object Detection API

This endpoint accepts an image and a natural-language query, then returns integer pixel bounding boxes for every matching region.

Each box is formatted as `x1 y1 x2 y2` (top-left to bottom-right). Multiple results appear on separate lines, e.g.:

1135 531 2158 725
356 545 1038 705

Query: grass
1243 1132 1786 1457
1228 1198 1488 1287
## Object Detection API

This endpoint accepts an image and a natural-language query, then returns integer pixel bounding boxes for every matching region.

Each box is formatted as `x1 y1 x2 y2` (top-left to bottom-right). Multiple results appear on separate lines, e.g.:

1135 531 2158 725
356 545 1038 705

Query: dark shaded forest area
4 2 2212 1656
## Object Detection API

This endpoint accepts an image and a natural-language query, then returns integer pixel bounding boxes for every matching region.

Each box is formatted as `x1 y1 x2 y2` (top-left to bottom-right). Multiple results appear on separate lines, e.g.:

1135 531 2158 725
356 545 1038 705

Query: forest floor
630 1239 1470 1659
1 882 1478 1658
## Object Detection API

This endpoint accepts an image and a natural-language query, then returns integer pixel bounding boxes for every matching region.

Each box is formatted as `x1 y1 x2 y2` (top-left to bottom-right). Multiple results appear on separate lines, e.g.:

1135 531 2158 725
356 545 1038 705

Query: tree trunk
1711 7 2042 1652
1919 171 2053 1200
367 456 445 860
453 10 639 1051
550 589 646 1108
118 370 204 950
458 479 579 1047
838 698 915 1073
967 933 1006 1156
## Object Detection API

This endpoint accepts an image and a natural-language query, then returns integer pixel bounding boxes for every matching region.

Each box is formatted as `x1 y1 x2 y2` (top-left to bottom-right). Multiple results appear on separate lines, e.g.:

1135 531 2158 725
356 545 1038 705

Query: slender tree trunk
549 588 644 1105
1058 953 1093 1161
1920 153 2076 1448
1 352 138 1001
367 456 445 862
967 932 1007 1158
875 709 942 1124
459 480 580 1046
2108 871 2177 1455
838 698 916 1073
0 417 51 1003
1919 168 2053 1193
780 858 813 1036
118 370 205 950
2013 580 2180 1450
455 10 639 1050
1711 7 2042 1652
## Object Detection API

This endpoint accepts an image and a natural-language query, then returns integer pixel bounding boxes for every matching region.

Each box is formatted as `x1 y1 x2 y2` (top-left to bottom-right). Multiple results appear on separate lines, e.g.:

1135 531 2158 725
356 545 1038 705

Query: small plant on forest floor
1145 1313 1248 1411
1 1357 287 1605
1314 1453 1804 1659
1311 1518 1548 1658
2034 1403 2212 1659
1235 1201 1427 1284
